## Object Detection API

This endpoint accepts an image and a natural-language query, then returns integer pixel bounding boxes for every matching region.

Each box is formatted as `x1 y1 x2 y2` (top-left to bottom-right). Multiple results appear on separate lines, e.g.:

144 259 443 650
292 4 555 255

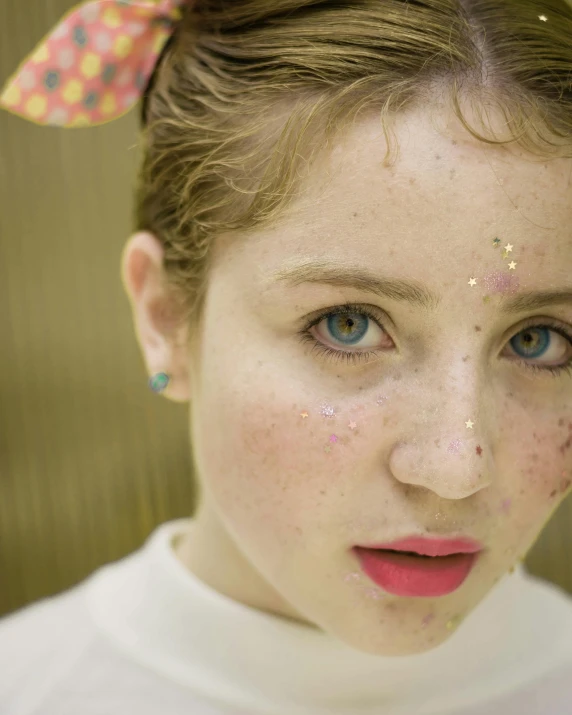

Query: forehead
223 106 572 289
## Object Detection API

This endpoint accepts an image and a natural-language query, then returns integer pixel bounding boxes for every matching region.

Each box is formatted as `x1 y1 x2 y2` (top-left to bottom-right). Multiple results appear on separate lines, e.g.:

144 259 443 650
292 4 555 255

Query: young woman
1 1 572 713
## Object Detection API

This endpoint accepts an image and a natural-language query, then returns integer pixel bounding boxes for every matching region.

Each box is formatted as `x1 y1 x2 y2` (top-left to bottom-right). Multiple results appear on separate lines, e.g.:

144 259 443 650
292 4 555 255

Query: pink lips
352 536 484 597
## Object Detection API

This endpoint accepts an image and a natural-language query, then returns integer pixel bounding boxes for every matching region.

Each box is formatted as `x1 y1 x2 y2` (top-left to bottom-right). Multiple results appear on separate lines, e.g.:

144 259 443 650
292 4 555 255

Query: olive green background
0 0 570 619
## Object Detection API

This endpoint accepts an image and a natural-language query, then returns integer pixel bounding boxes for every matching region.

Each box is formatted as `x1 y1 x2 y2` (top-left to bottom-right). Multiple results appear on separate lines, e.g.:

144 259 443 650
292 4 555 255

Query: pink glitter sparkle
330 434 338 443
483 271 520 295
447 439 462 454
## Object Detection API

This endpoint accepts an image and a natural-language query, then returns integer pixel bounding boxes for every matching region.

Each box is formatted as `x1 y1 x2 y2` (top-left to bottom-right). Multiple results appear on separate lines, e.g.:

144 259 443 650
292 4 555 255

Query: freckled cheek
200 396 360 533
231 405 349 490
516 441 572 509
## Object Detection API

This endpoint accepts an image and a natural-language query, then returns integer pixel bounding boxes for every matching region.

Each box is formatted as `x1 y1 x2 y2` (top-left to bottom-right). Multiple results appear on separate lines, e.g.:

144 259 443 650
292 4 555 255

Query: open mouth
353 547 480 597
382 549 457 559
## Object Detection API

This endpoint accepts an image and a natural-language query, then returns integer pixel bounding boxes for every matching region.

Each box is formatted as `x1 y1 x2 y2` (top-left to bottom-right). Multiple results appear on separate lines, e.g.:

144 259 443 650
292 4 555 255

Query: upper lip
355 536 484 557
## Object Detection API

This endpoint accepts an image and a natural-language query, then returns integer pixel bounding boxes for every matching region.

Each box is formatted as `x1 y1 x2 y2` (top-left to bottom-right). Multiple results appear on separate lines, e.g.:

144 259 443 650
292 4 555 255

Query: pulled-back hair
134 0 572 338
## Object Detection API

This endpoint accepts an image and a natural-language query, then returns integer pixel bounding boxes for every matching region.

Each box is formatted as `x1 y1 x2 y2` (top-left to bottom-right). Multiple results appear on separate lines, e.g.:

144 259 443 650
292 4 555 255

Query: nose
389 433 492 499
387 371 493 499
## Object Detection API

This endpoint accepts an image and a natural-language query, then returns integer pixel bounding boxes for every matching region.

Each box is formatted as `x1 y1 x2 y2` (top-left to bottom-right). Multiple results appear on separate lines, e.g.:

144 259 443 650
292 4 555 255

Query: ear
120 231 191 403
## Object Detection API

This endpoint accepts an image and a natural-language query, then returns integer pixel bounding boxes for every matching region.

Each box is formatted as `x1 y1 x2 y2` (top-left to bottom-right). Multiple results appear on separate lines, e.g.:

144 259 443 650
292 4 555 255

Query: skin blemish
475 325 482 332
476 445 483 456
500 498 512 514
421 613 435 628
550 489 558 498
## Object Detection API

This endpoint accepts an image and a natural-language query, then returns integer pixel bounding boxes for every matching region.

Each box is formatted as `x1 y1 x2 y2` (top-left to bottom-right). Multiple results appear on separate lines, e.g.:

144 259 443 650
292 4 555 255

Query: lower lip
353 547 480 597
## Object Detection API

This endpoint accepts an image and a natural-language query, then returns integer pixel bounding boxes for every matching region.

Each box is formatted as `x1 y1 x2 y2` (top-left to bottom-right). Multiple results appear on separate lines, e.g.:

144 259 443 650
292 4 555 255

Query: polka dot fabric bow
0 0 185 128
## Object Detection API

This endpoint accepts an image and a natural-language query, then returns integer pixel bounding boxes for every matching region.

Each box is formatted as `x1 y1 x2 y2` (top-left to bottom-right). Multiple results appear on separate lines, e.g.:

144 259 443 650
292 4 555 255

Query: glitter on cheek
321 404 336 417
330 434 338 443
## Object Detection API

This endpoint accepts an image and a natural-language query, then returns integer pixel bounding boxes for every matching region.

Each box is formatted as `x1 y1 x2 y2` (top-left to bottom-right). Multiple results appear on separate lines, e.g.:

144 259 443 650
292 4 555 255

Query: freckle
550 490 557 498
558 418 565 427
476 445 483 456
462 355 470 362
559 436 572 454
475 326 482 332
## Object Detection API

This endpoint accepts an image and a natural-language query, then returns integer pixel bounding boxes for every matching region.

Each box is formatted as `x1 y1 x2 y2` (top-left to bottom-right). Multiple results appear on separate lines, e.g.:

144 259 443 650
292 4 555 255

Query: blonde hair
134 0 572 338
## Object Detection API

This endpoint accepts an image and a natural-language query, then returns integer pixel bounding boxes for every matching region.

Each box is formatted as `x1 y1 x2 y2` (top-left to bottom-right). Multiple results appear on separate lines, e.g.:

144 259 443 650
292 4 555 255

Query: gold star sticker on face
300 412 309 419
348 421 357 430
508 261 517 270
465 419 474 429
502 250 509 259
504 243 513 253
468 277 477 287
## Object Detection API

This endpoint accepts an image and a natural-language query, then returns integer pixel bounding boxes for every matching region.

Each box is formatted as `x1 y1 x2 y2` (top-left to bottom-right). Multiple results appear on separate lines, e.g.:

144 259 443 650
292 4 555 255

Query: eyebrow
270 261 572 315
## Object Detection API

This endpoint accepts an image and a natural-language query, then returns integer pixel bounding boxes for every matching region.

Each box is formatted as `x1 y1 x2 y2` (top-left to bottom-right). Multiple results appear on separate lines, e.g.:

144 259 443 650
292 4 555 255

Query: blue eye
298 302 572 378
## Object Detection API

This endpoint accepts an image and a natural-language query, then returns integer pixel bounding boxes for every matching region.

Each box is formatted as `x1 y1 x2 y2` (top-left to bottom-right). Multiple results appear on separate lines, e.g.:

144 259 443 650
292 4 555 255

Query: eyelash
298 302 572 379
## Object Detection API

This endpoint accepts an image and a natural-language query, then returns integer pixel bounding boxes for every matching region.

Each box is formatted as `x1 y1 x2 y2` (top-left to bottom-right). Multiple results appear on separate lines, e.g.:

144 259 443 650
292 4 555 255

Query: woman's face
125 103 572 657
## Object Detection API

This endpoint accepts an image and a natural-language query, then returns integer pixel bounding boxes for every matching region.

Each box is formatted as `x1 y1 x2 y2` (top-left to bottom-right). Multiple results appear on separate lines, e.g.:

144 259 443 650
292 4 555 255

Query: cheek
504 420 572 525
197 383 365 539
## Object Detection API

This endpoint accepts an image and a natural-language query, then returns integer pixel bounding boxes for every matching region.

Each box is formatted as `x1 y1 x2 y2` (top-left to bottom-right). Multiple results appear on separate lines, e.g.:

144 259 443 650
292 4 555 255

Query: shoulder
0 583 96 713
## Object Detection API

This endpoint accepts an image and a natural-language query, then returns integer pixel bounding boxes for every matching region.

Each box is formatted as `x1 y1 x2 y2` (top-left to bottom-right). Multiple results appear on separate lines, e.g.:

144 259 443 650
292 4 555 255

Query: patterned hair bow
0 0 185 128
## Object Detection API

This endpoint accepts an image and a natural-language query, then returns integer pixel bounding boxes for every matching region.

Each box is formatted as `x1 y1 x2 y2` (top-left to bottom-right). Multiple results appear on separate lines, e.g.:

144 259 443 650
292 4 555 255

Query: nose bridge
389 355 492 499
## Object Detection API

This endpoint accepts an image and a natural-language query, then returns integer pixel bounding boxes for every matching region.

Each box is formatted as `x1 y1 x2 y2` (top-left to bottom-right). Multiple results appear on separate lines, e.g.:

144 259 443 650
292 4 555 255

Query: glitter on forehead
482 271 520 295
